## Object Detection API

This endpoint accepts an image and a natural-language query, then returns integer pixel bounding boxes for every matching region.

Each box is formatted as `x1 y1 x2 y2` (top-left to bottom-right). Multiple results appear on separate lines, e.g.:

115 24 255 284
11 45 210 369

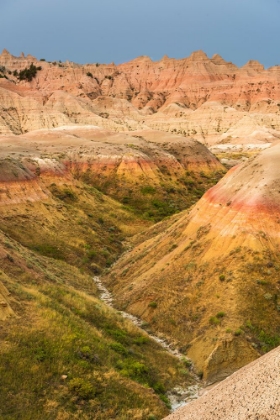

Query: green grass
77 169 225 222
0 232 193 419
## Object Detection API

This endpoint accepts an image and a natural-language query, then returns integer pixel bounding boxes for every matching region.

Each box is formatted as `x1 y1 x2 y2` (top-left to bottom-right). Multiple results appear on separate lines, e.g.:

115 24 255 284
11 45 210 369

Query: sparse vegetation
17 63 42 82
0 232 191 418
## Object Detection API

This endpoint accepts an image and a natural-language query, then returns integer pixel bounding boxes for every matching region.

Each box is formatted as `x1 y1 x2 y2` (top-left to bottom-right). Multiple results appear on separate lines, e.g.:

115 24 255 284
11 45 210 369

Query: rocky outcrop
1 49 280 144
165 346 280 420
0 126 224 221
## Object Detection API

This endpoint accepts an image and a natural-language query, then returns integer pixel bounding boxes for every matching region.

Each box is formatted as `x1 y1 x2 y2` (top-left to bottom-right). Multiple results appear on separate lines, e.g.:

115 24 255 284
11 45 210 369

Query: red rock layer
0 127 224 206
1 49 280 144
104 142 280 381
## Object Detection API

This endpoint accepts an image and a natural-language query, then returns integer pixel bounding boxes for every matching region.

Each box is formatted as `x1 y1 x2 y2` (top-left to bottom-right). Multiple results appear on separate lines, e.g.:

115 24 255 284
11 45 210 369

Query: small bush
141 185 156 195
159 394 171 409
68 378 96 400
182 357 192 369
219 274 225 281
152 382 165 394
148 301 157 309
133 336 149 345
209 316 219 325
109 342 128 355
18 63 42 82
86 72 93 78
256 279 268 285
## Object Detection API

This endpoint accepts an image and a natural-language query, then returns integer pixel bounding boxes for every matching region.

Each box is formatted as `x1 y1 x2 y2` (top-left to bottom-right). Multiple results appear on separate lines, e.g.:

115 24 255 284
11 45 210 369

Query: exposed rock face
165 346 280 420
0 126 224 218
104 142 280 382
1 49 280 145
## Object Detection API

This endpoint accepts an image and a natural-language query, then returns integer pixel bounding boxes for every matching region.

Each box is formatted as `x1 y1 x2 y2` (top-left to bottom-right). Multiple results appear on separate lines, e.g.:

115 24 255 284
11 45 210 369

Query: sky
1 0 280 67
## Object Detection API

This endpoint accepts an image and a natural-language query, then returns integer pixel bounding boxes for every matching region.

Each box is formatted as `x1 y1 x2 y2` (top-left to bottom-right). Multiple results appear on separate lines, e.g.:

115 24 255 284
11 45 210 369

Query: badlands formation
0 49 280 418
165 345 280 420
0 48 280 147
105 142 280 382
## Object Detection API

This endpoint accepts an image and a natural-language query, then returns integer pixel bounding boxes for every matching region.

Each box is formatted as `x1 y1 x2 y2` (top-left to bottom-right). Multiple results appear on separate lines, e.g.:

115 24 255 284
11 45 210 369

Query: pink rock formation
165 346 280 420
0 49 280 144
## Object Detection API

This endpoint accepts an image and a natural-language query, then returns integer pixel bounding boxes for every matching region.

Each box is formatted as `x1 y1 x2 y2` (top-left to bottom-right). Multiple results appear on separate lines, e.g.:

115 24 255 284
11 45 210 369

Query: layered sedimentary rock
1 49 280 145
0 126 224 219
104 142 280 382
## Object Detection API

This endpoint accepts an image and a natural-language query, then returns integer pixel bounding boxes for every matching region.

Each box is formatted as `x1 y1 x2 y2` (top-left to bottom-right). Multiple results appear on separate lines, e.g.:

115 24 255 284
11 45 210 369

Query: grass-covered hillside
0 227 194 419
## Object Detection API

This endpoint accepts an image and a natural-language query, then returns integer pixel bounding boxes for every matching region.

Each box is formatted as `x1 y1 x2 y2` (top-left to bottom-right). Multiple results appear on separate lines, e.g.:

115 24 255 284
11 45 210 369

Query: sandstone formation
165 345 280 420
104 141 280 382
1 48 280 416
0 126 224 219
1 49 280 147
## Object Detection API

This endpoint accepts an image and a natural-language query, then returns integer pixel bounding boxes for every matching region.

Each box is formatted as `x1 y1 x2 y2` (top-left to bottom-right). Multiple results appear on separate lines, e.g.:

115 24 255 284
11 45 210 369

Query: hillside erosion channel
93 276 204 412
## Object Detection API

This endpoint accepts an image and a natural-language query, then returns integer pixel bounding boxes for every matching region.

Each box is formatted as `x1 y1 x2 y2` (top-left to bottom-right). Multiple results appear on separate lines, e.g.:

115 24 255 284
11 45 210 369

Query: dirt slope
165 345 280 420
0 125 224 220
104 141 280 382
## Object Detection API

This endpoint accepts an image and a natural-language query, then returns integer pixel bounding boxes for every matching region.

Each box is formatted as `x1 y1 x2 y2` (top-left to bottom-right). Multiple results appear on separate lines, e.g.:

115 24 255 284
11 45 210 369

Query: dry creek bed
93 276 205 412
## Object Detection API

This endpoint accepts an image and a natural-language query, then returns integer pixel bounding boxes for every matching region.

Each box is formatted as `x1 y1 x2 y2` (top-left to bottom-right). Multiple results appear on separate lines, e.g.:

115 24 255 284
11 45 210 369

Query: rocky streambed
93 276 202 411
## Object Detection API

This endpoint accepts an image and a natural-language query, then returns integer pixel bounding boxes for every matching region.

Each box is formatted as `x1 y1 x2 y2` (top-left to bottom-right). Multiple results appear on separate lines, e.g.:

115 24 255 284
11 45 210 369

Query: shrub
86 72 93 78
133 336 149 345
148 301 157 309
258 331 280 351
109 342 128 355
141 185 156 195
50 186 77 202
209 316 219 325
159 394 171 409
152 382 165 394
182 357 192 368
219 274 225 281
18 63 42 82
68 378 96 400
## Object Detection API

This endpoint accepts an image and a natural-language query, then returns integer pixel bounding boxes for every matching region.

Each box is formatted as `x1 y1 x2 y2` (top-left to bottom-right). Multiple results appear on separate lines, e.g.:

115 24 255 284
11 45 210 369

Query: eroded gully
93 276 202 412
